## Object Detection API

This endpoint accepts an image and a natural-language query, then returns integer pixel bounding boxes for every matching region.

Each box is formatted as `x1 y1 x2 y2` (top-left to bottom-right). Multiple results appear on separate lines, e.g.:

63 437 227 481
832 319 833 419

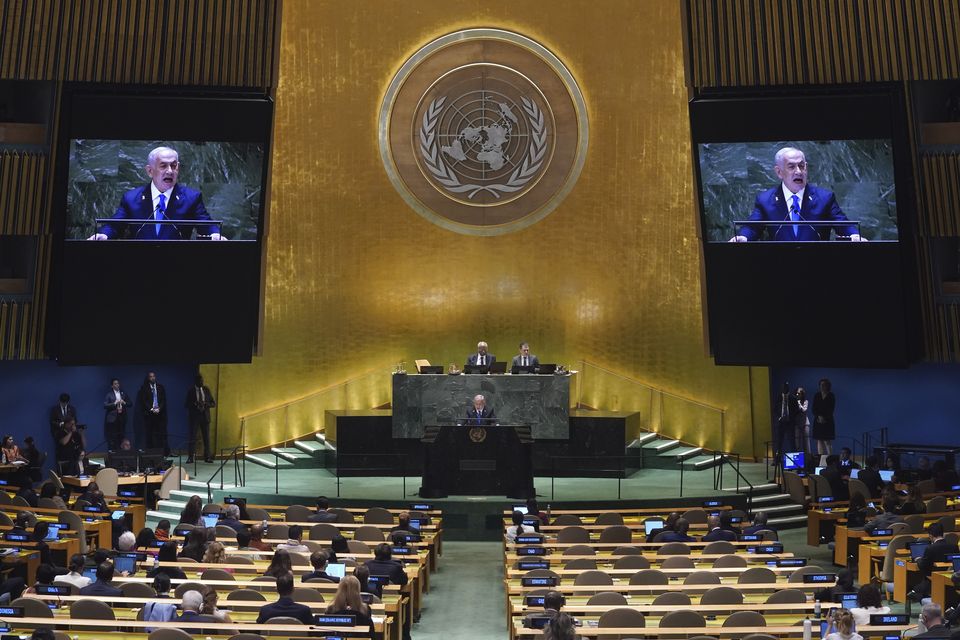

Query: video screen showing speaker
49 89 272 365
66 139 263 242
690 90 917 367
698 139 897 243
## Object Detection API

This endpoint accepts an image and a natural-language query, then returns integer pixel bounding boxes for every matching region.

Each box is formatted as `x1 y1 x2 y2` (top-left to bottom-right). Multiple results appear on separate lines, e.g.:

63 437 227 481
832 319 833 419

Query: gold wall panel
210 0 770 457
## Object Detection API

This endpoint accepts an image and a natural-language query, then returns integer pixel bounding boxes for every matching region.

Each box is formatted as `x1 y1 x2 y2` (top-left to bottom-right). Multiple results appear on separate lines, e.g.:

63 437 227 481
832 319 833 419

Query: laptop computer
462 364 489 374
838 592 859 609
202 513 220 528
113 554 137 575
909 541 930 561
849 468 860 479
82 567 97 582
644 519 664 536
488 361 507 374
511 365 536 374
536 364 557 374
879 469 895 482
326 563 346 579
43 527 60 542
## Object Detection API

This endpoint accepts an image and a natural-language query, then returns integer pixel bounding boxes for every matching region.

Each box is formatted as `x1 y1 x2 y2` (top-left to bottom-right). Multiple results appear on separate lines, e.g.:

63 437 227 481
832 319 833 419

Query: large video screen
690 90 918 367
49 89 272 365
66 139 263 241
698 139 898 243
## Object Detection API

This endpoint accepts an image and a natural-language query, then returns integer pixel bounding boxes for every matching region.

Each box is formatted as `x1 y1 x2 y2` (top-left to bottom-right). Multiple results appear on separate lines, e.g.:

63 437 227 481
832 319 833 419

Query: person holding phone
822 608 862 640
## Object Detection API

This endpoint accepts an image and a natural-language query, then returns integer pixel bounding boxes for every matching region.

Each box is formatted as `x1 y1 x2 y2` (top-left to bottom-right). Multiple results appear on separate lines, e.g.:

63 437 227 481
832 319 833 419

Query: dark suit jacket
918 538 960 577
103 390 132 424
49 403 78 435
364 558 408 587
702 528 738 542
137 382 168 424
307 509 338 523
219 517 246 534
656 532 696 543
819 466 849 501
184 385 216 423
741 524 776 537
465 407 496 425
466 352 496 367
256 596 315 625
302 569 339 583
79 581 123 596
101 183 216 240
510 354 540 368
738 183 857 241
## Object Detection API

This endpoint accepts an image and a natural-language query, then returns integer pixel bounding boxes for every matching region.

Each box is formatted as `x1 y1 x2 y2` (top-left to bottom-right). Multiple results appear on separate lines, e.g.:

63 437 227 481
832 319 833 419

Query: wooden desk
512 622 911 637
932 570 958 609
62 473 165 488
858 543 886 585
6 616 374 639
893 555 922 603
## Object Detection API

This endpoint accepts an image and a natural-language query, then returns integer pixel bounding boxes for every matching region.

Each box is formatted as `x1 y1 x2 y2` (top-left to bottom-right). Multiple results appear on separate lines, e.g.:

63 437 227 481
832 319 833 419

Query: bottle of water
803 618 812 640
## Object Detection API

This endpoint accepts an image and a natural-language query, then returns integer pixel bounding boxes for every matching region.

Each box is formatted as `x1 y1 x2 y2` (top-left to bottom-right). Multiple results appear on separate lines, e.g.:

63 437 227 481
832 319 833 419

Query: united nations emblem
468 427 487 443
380 29 589 236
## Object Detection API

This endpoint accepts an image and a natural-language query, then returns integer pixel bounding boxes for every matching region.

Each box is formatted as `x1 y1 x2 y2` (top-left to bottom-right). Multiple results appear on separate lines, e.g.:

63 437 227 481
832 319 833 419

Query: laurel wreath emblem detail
419 96 548 199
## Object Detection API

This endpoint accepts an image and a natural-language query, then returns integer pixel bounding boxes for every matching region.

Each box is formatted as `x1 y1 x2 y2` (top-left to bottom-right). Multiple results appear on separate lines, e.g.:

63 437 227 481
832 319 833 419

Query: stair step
767 514 809 528
294 440 326 455
245 453 294 469
666 446 703 460
682 454 722 470
750 493 794 504
722 482 780 494
271 447 314 462
635 433 659 445
643 439 679 452
752 502 804 514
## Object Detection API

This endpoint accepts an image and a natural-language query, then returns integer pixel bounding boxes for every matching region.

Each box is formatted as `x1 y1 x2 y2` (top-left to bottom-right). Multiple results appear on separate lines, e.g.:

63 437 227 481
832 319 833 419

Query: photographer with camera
55 415 87 476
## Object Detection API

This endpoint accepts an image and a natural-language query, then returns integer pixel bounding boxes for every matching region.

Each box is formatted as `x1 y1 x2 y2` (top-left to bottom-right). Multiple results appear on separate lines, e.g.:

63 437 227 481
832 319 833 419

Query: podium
419 423 534 499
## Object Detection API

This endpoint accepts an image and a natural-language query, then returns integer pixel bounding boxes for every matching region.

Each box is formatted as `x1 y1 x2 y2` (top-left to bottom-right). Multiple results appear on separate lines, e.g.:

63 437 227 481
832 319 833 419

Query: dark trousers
104 415 127 450
145 413 168 455
188 415 211 460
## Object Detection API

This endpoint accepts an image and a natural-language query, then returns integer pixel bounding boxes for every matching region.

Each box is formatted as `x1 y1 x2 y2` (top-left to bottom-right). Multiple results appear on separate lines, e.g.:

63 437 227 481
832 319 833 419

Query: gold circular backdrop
379 29 589 236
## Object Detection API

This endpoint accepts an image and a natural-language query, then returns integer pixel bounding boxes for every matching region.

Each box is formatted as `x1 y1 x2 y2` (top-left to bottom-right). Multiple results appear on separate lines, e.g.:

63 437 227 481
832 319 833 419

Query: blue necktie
156 194 166 237
151 385 158 409
790 194 800 237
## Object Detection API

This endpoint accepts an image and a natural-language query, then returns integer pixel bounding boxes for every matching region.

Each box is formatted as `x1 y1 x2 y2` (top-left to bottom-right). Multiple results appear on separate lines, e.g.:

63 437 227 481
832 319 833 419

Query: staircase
244 431 334 470
146 479 239 528
722 481 807 529
636 431 722 471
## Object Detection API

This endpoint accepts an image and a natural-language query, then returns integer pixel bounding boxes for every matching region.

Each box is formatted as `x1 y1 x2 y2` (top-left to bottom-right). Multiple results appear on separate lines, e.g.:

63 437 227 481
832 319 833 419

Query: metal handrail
205 444 247 503
712 451 754 514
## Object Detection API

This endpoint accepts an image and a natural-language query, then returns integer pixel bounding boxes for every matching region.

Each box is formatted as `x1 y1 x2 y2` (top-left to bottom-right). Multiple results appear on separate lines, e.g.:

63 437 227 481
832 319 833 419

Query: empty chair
703 541 736 555
765 588 807 604
784 471 807 505
587 591 628 606
629 569 668 585
742 635 779 640
175 582 207 598
363 507 395 524
684 570 722 585
120 582 157 598
917 478 936 495
156 466 186 500
656 542 691 555
595 512 625 526
738 566 776 584
753 528 779 541
598 608 645 629
927 495 947 514
611 545 642 555
148 630 193 640
227 589 266 601
700 586 743 605
562 544 596 557
201 568 235 581
660 610 706 628
329 508 355 523
613 555 650 570
310 523 340 541
564 558 598 570
292 586 325 602
660 555 695 569
552 514 582 526
652 591 691 606
285 504 313 522
354 525 386 542
70 599 116 620
890 522 911 535
95 467 119 497
346 540 370 554
574 570 613 586
228 635 266 640
10 597 53 629
58 511 88 554
265 523 289 540
904 514 926 534
788 565 826 583
0 512 11 527
688 636 720 640
724 611 766 628
681 508 708 525
246 506 270 521
264 616 303 636
289 552 310 566
598 525 633 543
847 478 871 504
556 526 591 543
216 525 239 540
0 493 10 505
938 516 956 533
712 554 747 568
525 568 561 582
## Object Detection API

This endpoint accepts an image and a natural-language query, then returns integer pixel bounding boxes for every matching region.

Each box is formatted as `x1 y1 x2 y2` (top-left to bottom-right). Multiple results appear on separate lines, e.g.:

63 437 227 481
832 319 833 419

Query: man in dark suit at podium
729 147 866 243
465 394 496 425
465 341 495 368
89 146 226 241
510 342 540 370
